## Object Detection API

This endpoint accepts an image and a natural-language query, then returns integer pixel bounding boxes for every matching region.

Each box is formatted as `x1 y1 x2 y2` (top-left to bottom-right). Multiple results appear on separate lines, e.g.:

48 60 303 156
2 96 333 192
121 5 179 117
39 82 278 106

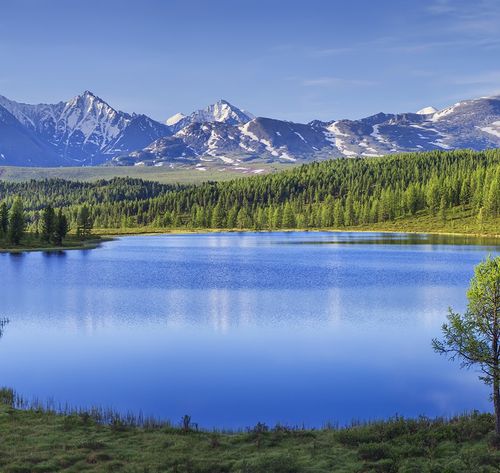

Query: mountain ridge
1 92 500 168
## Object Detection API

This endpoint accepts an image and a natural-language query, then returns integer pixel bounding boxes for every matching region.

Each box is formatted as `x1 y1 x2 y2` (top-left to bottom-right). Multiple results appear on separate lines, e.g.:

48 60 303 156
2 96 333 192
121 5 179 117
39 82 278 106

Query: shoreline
0 237 114 254
1 228 498 254
0 393 497 471
97 227 500 240
1 228 498 255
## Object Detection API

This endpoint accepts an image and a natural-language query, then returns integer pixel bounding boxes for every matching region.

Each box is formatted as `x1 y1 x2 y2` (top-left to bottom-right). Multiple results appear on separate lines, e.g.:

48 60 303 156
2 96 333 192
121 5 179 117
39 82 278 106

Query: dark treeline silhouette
0 149 498 232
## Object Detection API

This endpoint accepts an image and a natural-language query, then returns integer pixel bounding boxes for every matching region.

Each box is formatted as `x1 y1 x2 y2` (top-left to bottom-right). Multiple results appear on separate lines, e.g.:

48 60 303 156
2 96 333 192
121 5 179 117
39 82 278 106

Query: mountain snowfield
0 91 499 168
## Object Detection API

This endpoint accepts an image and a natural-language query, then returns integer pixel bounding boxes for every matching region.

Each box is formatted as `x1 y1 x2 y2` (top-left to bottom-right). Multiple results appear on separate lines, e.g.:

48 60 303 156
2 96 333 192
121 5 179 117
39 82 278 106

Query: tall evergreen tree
76 205 93 237
8 198 25 245
53 209 69 246
40 205 56 243
0 202 8 237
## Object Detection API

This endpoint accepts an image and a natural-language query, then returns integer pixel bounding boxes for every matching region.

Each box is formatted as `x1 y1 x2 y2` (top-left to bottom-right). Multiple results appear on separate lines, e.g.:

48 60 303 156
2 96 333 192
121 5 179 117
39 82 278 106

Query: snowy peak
1 91 500 168
201 99 254 125
165 112 186 126
166 99 254 133
0 91 170 165
416 106 438 115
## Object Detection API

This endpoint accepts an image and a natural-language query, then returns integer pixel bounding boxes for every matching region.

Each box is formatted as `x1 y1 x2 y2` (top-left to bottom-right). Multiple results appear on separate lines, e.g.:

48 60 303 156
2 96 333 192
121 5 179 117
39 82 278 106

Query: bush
358 442 393 461
0 387 15 407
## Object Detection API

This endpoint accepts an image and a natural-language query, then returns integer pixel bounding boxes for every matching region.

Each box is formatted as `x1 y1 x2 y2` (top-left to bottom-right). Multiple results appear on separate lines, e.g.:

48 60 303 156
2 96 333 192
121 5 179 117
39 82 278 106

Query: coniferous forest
0 150 499 245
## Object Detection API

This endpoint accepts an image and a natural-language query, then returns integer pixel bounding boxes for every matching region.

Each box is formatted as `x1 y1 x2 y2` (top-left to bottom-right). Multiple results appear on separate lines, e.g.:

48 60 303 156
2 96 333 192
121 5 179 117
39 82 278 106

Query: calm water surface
0 232 499 428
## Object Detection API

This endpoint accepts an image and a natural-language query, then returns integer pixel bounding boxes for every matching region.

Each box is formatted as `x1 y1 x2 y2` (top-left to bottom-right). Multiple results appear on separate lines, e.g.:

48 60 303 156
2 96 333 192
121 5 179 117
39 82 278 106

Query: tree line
0 149 498 235
0 199 91 247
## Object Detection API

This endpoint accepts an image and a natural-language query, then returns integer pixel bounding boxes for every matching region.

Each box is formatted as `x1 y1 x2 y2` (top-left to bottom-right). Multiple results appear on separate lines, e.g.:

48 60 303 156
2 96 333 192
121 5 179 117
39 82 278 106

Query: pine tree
8 198 25 245
272 206 283 229
282 202 296 228
53 209 69 246
40 205 56 242
0 202 8 237
236 208 251 229
227 206 239 229
344 193 355 226
334 200 344 227
438 196 447 224
211 203 225 228
426 177 441 215
77 205 93 237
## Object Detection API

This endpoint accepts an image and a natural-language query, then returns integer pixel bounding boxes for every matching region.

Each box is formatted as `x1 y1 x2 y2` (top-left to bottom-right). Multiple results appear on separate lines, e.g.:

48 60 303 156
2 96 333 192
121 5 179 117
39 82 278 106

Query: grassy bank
0 235 106 253
0 392 498 473
94 207 500 239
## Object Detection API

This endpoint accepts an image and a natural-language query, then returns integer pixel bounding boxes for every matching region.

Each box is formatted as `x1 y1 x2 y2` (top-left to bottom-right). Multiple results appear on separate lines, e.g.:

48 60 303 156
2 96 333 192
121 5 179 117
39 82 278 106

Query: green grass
0 235 107 253
0 163 290 184
350 206 499 237
93 206 500 239
0 389 498 473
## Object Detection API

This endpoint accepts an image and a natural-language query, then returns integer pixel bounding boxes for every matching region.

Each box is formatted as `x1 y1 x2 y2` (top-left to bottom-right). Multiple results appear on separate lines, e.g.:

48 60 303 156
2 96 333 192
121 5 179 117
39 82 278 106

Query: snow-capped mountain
0 91 170 165
416 106 438 115
114 95 500 167
1 92 500 168
165 99 254 133
112 117 336 166
318 95 500 157
0 104 61 166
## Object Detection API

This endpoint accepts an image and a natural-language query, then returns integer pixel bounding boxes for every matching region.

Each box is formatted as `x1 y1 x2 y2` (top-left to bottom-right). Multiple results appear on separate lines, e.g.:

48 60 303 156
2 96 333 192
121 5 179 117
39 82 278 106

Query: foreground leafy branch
433 256 500 438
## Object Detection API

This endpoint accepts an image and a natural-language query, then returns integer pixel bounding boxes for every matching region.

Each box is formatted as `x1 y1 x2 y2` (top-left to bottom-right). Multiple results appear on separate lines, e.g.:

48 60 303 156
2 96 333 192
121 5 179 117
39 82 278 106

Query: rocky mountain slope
1 91 499 168
0 91 170 166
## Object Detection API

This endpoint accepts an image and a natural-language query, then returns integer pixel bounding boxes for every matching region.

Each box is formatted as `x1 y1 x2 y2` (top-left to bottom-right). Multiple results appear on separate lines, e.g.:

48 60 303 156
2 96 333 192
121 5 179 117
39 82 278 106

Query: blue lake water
0 232 499 429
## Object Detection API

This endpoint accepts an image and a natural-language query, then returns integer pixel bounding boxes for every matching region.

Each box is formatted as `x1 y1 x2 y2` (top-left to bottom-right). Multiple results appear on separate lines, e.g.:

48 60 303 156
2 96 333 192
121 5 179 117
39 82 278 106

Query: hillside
0 149 498 237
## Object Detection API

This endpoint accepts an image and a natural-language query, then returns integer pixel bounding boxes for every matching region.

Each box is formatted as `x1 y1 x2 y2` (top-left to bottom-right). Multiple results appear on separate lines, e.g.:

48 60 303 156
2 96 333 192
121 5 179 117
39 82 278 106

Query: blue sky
0 0 499 122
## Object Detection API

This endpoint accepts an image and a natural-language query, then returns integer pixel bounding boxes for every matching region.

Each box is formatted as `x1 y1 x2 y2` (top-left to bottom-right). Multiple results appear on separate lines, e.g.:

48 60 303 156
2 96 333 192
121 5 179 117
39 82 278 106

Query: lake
0 232 498 429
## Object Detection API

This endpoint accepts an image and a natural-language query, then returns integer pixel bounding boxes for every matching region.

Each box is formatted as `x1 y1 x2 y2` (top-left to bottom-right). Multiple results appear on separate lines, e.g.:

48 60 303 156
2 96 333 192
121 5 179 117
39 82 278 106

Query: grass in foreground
0 390 498 473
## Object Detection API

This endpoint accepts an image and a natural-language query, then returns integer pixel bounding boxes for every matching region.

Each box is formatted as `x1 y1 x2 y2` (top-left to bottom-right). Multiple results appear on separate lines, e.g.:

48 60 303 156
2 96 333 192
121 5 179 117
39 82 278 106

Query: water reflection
279 231 500 248
0 232 498 428
0 318 8 339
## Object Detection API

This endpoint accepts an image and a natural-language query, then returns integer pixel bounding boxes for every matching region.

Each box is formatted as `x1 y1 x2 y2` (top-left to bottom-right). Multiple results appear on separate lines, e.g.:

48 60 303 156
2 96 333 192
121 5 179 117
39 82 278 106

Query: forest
0 149 498 241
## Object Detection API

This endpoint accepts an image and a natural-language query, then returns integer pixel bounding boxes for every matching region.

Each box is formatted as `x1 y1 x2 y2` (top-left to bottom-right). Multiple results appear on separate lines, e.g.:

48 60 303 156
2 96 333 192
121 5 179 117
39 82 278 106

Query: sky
0 0 499 123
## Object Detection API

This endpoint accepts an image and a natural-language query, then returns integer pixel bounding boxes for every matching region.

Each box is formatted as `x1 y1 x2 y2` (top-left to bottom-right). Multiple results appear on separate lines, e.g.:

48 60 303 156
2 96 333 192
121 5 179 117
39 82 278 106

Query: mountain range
0 91 499 168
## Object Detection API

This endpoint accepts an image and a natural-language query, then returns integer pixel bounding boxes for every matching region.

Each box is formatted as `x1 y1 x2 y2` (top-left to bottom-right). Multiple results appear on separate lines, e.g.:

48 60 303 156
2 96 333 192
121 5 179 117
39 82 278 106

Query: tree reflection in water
0 318 9 340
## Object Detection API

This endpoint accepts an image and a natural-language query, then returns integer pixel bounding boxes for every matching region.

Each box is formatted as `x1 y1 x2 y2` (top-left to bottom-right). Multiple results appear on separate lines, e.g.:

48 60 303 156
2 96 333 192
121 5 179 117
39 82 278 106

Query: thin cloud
309 47 354 57
452 70 500 85
302 77 377 87
427 0 456 15
427 0 500 37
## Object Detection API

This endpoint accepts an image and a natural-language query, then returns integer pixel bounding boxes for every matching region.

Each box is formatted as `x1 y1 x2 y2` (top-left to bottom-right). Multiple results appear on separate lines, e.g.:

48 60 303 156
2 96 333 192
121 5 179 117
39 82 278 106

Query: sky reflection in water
0 232 498 428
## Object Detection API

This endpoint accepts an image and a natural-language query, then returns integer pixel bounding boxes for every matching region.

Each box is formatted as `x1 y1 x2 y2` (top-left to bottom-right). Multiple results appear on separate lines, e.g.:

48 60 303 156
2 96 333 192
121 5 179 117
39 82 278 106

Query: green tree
53 209 69 246
426 176 441 215
8 198 25 245
76 205 93 237
432 256 500 437
211 203 225 228
438 196 447 224
344 193 355 226
483 173 499 218
0 202 8 237
334 200 344 227
236 208 251 229
282 202 296 228
272 206 282 229
40 205 56 243
227 206 239 229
